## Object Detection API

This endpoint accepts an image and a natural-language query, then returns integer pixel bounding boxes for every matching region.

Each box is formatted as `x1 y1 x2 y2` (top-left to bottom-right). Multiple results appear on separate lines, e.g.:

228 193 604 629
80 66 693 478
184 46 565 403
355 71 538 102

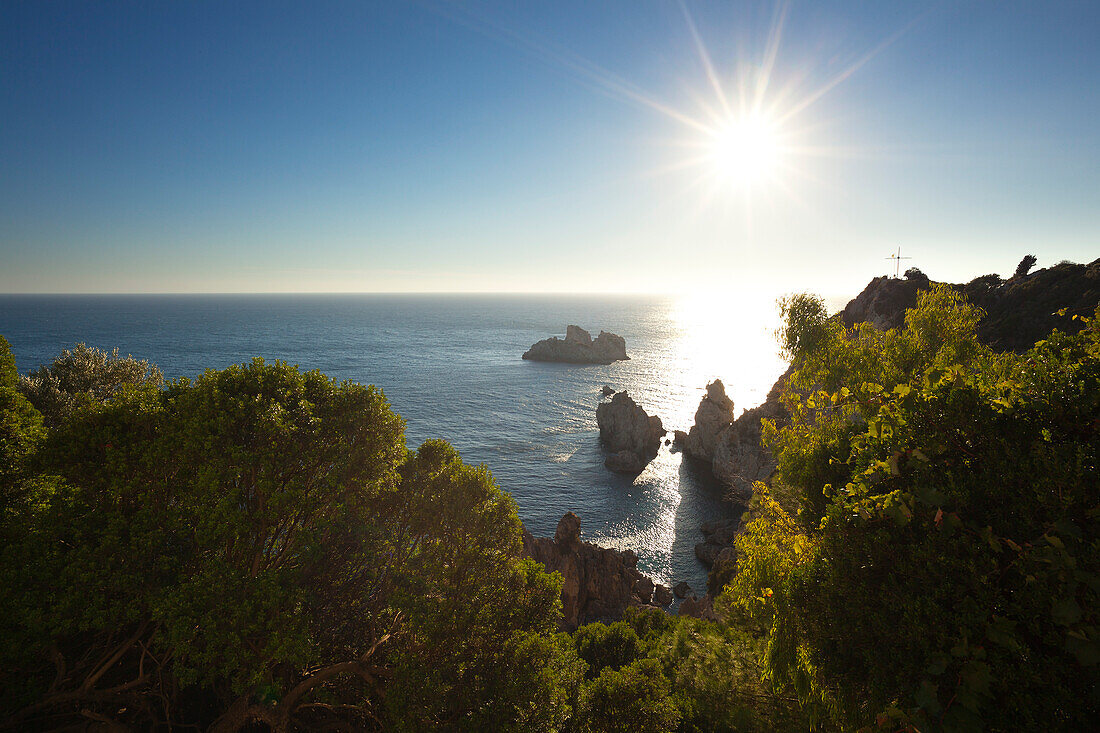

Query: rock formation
710 368 791 502
523 325 629 364
840 275 929 331
693 517 743 567
523 512 667 631
677 593 717 621
840 259 1100 351
683 379 736 461
596 391 664 473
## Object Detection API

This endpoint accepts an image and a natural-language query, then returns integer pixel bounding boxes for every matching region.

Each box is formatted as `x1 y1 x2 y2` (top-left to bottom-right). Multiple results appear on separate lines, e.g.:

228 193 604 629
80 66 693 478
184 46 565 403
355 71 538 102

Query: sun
706 112 784 189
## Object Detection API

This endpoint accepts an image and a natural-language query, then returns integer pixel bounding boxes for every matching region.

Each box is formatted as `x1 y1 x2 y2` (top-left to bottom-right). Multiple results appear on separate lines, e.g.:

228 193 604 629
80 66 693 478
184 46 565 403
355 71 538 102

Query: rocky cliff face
523 512 671 631
522 325 630 364
596 391 664 473
683 258 1100 617
710 367 791 502
962 258 1100 351
840 259 1100 351
683 379 736 461
840 275 930 331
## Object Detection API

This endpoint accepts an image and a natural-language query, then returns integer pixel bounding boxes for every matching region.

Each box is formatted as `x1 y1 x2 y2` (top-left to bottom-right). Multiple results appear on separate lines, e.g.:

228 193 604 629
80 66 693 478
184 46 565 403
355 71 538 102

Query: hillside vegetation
1 281 1097 730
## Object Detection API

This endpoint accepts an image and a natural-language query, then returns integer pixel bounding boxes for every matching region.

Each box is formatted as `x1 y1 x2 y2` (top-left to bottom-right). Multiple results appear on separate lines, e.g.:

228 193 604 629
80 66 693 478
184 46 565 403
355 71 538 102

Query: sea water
0 293 791 592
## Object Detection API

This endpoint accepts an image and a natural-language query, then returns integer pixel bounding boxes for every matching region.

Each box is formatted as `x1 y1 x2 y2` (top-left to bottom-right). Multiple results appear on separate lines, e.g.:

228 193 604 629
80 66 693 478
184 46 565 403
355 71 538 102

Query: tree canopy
731 289 1099 730
0 352 575 731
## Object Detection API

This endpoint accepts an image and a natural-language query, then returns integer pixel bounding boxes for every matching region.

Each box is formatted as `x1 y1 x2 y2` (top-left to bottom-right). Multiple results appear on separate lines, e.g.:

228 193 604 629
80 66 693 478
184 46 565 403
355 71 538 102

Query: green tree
0 336 45 518
737 292 1100 730
19 342 162 427
2 356 573 731
575 658 681 733
573 621 644 679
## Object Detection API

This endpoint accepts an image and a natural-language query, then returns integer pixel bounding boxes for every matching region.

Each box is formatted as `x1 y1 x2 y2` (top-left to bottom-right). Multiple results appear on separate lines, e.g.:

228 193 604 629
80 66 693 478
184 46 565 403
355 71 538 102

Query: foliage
0 337 45 519
776 293 830 362
1014 254 1038 279
575 658 681 733
565 609 807 732
573 621 644 679
19 342 162 427
737 288 1100 730
0 355 573 731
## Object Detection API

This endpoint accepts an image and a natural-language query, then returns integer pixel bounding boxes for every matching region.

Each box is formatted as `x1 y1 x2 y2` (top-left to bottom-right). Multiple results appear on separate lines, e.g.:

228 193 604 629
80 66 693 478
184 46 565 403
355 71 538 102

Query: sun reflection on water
585 291 790 587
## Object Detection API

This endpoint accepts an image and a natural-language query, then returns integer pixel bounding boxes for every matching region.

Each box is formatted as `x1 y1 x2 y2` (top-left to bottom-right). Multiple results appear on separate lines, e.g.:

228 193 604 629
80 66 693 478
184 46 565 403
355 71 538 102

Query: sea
0 293 795 593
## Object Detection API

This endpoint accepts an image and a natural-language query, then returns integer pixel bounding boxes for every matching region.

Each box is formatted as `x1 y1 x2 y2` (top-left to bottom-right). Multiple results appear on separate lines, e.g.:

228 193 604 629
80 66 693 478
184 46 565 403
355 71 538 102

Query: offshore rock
596 391 664 473
604 449 647 474
684 379 736 461
654 583 674 607
523 325 629 364
524 513 662 631
673 581 691 599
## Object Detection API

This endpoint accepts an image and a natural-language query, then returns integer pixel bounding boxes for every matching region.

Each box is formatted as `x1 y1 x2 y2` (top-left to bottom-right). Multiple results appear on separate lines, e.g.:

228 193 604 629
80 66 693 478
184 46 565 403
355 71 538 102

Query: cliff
523 512 671 631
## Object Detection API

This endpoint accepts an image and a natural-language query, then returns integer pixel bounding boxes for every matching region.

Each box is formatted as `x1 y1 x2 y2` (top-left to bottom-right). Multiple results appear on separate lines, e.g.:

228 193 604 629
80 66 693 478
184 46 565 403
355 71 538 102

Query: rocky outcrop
524 512 664 630
673 581 691 599
683 379 736 461
710 368 791 502
693 517 743 567
596 392 664 473
840 259 1100 351
523 325 629 364
961 258 1100 352
677 594 717 621
841 275 929 331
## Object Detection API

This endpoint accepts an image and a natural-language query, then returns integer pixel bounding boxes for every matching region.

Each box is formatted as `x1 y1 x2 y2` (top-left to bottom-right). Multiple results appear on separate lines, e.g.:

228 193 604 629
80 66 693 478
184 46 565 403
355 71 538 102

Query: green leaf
915 680 942 716
1053 598 1082 626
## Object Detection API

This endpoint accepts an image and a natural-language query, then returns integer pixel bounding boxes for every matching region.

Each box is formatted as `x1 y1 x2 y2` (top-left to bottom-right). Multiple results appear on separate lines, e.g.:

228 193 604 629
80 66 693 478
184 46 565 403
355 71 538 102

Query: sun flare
707 113 783 189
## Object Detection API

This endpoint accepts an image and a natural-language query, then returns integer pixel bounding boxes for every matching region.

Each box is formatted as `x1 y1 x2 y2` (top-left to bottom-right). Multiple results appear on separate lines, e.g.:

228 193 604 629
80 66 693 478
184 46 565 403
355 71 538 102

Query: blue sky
1 1 1097 295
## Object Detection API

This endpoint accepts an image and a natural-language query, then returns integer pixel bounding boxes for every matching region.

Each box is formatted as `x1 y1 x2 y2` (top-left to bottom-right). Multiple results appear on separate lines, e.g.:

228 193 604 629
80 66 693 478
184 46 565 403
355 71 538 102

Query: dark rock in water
654 583 673 607
708 546 739 596
596 391 664 474
604 449 647 474
634 576 655 604
673 430 688 445
523 325 629 364
673 581 691 599
601 384 615 396
677 594 716 621
701 517 741 545
524 513 662 631
695 517 744 568
684 379 736 461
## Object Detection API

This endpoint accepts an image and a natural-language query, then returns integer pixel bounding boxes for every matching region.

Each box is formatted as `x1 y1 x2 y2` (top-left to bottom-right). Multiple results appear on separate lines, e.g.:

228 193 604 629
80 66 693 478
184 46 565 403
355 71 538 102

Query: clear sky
2 1 1097 296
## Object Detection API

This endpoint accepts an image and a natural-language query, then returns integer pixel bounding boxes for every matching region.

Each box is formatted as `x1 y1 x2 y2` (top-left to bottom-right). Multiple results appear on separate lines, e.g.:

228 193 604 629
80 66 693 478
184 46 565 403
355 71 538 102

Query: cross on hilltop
885 247 912 278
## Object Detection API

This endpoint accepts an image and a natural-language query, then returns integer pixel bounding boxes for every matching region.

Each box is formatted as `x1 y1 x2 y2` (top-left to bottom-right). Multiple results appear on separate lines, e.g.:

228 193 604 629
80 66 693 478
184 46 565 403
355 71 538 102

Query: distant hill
841 257 1100 352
